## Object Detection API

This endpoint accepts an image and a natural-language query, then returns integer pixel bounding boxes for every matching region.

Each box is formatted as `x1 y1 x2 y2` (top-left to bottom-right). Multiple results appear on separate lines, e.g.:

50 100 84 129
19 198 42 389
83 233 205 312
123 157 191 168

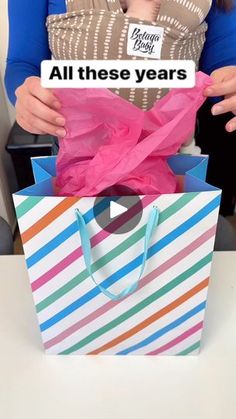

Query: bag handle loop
75 206 159 301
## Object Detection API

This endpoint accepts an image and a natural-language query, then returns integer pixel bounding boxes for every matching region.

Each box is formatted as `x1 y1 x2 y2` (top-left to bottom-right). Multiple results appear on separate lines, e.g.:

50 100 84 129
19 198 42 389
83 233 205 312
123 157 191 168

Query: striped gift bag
13 154 221 355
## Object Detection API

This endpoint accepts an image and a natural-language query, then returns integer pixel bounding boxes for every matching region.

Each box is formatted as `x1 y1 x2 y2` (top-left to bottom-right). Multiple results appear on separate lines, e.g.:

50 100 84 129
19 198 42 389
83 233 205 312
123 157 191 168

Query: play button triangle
110 201 128 219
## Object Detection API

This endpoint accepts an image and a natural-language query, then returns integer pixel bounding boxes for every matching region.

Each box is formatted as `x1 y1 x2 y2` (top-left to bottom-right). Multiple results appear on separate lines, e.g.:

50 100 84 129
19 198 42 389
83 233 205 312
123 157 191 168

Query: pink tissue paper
54 72 212 196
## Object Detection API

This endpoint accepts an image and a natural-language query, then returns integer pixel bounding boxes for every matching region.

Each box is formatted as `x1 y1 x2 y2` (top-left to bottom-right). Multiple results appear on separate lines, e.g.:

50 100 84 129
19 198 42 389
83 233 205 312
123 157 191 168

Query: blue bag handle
75 206 160 301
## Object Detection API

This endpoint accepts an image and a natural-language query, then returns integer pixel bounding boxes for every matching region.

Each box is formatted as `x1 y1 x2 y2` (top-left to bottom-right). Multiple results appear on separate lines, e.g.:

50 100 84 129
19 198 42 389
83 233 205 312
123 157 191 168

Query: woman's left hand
204 66 236 133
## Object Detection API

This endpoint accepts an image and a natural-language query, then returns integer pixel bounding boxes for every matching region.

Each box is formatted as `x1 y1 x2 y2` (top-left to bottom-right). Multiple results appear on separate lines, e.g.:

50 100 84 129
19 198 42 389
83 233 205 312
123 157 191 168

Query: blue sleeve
4 0 66 106
200 0 236 75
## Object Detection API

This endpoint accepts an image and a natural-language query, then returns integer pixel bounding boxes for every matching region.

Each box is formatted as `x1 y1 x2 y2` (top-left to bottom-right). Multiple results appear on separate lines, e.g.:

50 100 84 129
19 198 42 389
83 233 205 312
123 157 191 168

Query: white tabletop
0 253 236 419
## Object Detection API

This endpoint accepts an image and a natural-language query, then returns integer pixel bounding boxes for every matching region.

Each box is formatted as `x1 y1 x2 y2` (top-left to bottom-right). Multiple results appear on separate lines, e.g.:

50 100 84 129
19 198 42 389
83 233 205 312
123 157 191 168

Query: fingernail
227 123 236 132
212 105 224 116
56 129 66 137
53 101 61 109
55 117 65 126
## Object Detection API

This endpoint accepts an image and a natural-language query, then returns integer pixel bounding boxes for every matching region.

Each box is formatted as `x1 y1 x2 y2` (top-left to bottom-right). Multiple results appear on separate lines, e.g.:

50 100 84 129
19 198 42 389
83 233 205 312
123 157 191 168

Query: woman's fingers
203 66 236 130
17 108 66 137
15 76 66 137
17 110 66 137
204 66 236 98
205 75 236 97
225 116 236 133
24 76 61 110
24 95 65 126
17 114 46 135
33 115 66 137
211 96 236 116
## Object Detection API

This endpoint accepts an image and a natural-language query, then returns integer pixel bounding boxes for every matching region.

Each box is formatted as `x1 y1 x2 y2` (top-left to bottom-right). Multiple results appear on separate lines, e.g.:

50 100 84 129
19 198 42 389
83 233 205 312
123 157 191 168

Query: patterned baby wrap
47 0 212 109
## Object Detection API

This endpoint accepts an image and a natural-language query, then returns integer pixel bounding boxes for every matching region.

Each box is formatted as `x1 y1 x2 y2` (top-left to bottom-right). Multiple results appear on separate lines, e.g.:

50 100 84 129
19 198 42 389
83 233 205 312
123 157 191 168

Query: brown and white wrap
47 0 211 110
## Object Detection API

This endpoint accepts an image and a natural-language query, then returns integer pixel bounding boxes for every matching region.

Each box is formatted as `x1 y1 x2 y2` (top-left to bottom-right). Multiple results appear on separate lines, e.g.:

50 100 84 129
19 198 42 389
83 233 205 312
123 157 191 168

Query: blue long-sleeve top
5 0 236 106
200 0 236 74
5 0 66 105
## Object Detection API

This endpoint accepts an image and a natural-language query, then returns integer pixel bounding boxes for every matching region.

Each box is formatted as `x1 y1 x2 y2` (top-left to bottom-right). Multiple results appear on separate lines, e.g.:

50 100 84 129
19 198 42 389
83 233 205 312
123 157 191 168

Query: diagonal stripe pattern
44 225 215 350
14 189 220 355
36 193 200 313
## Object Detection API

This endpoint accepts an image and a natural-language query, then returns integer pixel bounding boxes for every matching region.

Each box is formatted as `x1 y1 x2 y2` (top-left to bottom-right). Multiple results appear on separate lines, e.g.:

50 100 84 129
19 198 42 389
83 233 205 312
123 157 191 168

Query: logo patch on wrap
127 23 164 59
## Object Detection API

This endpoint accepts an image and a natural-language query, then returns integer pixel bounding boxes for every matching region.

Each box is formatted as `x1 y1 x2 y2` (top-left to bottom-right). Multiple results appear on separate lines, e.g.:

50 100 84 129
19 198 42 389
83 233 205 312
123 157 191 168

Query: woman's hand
204 66 236 133
15 76 66 137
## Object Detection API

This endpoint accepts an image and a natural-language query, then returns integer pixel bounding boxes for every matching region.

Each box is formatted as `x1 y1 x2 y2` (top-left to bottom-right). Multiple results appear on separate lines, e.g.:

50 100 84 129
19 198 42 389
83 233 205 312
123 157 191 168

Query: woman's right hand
15 76 66 137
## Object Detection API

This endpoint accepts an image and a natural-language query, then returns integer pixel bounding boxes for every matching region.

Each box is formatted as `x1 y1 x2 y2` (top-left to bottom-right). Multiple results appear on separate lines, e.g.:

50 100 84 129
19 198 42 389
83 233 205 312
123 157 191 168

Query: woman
197 0 236 216
4 0 236 137
4 0 236 251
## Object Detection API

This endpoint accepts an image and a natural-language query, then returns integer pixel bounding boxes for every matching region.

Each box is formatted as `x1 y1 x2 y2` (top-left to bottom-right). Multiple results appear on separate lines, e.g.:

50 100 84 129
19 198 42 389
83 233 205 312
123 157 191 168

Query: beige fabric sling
47 0 212 110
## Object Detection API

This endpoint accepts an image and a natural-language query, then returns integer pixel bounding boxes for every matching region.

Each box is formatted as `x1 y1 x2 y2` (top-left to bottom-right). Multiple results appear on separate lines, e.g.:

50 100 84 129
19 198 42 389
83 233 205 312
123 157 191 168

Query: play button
93 185 143 234
110 201 128 219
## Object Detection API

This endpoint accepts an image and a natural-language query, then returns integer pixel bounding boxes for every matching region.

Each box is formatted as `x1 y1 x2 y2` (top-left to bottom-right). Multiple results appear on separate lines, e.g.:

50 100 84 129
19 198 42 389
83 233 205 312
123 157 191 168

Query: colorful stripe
118 310 204 355
37 194 218 321
35 193 199 312
31 195 155 291
60 276 209 354
146 321 203 355
32 193 197 291
177 340 201 355
26 196 120 269
44 226 215 350
15 197 44 219
57 256 211 352
21 197 80 244
87 278 209 355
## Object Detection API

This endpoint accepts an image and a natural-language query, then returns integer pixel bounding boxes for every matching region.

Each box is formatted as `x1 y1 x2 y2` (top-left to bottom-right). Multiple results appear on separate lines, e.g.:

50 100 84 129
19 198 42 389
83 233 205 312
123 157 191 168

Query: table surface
0 253 236 419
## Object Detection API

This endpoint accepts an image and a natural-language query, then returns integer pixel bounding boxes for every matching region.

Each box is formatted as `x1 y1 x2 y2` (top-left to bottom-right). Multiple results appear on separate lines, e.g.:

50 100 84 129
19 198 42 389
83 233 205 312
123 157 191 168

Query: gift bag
13 154 221 355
